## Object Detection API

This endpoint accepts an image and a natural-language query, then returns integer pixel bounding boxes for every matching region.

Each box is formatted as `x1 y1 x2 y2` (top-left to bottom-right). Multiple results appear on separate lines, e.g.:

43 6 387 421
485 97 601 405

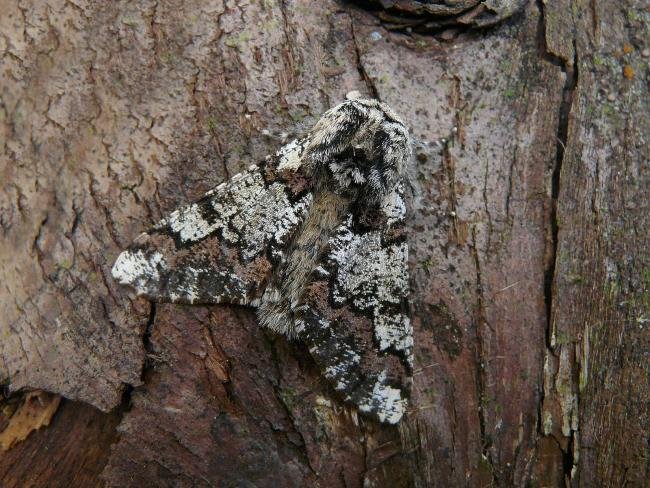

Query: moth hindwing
112 99 413 424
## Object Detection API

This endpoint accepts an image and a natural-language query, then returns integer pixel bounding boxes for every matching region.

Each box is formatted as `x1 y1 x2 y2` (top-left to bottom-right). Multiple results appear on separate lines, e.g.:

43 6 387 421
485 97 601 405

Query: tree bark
0 0 647 486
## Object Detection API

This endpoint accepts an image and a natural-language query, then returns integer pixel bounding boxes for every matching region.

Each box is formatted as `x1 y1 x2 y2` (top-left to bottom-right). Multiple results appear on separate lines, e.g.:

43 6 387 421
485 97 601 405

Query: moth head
305 99 412 204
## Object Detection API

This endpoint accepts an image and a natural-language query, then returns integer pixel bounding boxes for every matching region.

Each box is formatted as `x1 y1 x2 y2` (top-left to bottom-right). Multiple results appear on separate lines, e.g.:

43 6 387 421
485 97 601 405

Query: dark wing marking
295 185 412 424
111 139 313 305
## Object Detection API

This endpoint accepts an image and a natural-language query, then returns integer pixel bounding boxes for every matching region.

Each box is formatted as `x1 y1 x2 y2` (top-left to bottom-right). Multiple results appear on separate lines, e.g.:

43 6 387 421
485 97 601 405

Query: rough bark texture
0 0 647 486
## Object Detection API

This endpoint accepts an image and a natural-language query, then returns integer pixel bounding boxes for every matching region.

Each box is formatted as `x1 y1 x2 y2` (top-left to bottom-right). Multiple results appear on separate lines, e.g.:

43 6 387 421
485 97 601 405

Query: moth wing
296 187 412 424
112 140 313 305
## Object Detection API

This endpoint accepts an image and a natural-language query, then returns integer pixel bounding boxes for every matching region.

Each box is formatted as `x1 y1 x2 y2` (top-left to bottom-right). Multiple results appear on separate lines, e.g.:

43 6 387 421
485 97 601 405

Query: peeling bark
0 0 646 486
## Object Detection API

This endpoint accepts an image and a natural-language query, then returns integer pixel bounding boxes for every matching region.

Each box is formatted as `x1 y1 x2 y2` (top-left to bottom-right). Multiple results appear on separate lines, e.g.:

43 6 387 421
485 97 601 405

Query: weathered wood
538 1 649 486
0 397 122 487
0 0 646 486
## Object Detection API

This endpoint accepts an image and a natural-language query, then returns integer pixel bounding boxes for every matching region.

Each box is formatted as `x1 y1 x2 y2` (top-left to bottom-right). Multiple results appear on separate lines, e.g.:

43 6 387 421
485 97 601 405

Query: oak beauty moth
112 98 413 424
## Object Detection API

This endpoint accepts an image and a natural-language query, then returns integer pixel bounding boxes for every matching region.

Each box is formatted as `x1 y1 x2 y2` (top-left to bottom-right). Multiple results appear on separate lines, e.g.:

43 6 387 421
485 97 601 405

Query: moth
112 98 413 424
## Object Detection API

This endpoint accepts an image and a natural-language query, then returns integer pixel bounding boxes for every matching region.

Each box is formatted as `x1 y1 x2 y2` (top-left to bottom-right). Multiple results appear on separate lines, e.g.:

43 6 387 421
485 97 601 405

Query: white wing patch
356 371 408 425
112 249 167 296
276 138 307 171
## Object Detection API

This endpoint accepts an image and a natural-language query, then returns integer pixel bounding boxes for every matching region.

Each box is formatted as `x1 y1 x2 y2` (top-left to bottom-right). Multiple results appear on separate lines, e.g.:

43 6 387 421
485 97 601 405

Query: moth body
257 190 351 338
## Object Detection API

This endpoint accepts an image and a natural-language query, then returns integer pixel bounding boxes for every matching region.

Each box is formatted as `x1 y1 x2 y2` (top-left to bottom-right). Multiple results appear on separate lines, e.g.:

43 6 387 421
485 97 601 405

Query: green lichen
312 396 335 442
279 387 297 411
288 109 306 123
554 331 573 346
641 268 650 287
542 410 553 434
121 17 139 27
503 86 517 100
420 257 433 274
601 103 616 118
626 9 640 22
161 51 176 64
500 59 513 72
566 273 584 285
56 260 72 271
224 31 252 48
604 279 620 298
261 18 280 32
206 116 219 132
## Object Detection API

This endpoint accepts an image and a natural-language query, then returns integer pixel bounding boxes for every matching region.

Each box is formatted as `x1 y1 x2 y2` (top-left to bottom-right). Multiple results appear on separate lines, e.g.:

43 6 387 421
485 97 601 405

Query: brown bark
0 0 647 486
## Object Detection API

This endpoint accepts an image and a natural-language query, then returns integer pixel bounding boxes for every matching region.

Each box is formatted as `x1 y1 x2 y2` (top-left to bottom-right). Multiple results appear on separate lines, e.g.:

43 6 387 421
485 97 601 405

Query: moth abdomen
257 190 351 339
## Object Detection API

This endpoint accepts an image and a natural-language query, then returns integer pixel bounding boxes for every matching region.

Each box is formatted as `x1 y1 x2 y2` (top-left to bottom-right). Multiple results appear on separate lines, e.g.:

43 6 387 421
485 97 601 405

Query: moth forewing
111 154 313 305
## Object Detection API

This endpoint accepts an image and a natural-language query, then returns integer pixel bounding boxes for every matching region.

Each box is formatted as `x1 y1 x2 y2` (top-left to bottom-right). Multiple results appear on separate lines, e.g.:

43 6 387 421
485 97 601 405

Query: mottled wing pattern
111 139 313 305
295 185 412 424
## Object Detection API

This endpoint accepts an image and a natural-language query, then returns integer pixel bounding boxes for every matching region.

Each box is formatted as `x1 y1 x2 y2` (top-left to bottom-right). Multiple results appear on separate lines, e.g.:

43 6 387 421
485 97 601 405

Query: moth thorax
325 145 401 205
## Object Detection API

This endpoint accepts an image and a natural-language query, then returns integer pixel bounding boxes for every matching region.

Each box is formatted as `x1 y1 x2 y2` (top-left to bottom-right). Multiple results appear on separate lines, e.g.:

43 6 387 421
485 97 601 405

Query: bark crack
544 45 577 338
537 0 580 482
469 227 499 486
278 0 297 87
106 300 156 449
266 339 316 476
348 11 380 100
141 301 157 381
482 154 494 253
